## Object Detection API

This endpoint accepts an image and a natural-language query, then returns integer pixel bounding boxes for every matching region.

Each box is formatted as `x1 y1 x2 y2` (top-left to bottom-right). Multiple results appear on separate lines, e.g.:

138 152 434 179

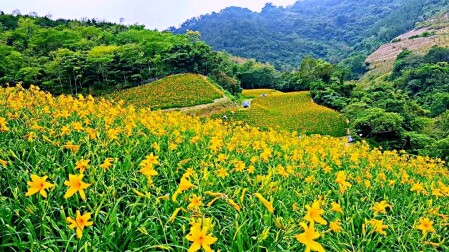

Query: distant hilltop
171 0 449 69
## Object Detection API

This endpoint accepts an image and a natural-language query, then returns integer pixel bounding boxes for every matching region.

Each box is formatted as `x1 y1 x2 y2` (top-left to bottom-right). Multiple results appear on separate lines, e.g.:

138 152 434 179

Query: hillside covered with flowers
1 85 448 251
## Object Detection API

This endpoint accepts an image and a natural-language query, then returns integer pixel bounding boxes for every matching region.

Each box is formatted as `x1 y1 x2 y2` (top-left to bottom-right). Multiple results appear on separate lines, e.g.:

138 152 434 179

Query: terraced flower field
231 90 348 137
1 85 449 251
107 74 224 109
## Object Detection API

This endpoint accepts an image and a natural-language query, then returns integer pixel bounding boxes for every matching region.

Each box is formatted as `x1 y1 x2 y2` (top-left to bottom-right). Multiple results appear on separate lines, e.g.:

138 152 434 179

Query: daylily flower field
107 74 224 110
1 85 449 251
232 90 348 137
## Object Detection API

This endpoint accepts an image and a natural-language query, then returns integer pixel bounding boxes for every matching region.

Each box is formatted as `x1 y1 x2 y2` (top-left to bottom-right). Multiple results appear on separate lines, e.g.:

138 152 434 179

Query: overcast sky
0 0 297 30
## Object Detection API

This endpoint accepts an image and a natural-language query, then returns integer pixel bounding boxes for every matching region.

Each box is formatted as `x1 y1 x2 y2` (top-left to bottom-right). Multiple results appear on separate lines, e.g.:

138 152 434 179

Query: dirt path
346 119 350 135
162 97 231 113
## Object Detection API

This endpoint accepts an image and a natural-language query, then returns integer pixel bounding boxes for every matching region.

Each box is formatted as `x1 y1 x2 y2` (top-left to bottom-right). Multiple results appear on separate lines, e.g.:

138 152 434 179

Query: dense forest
172 0 449 71
0 13 251 94
0 12 329 95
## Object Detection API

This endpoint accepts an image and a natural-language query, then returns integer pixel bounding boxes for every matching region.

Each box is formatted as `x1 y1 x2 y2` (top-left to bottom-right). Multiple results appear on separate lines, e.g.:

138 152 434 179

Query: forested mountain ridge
172 0 449 69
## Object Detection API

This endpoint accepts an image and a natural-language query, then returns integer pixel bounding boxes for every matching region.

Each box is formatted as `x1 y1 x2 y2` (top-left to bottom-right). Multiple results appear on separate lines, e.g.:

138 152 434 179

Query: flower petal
185 233 195 242
81 182 91 189
79 189 86 200
39 189 48 198
310 241 325 252
76 227 83 239
30 174 40 182
187 242 201 252
64 187 78 199
25 187 40 197
82 212 92 220
203 235 217 245
202 244 213 252
44 181 54 189
67 217 77 229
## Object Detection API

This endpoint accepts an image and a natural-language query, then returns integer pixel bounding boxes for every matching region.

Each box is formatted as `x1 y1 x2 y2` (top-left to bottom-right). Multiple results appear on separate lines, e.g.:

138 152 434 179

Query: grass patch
107 74 224 109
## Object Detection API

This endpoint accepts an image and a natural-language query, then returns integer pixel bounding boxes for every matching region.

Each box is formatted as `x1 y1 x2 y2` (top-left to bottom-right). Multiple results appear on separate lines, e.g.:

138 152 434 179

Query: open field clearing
1 85 449 251
107 74 224 109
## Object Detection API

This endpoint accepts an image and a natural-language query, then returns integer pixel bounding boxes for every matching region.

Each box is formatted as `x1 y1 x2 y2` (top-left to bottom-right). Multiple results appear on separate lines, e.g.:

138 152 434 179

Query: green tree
17 66 40 84
237 60 279 89
87 45 119 84
352 107 404 147
0 45 25 83
114 44 147 85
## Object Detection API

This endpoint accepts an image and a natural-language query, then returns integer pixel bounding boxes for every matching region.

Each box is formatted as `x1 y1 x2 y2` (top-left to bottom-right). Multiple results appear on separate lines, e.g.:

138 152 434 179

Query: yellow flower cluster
107 74 224 109
1 85 449 250
0 116 9 132
233 90 348 136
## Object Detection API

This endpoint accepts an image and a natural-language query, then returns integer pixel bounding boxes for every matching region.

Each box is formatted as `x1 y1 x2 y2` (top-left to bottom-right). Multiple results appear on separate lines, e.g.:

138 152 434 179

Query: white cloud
0 0 297 30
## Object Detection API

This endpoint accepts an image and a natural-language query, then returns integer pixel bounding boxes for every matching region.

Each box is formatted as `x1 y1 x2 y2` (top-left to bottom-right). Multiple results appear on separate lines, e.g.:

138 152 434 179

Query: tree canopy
0 13 247 94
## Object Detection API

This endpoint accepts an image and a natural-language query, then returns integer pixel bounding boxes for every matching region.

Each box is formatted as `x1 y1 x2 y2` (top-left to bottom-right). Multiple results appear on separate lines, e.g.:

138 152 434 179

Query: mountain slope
107 74 224 109
363 13 449 82
172 0 449 68
308 13 449 158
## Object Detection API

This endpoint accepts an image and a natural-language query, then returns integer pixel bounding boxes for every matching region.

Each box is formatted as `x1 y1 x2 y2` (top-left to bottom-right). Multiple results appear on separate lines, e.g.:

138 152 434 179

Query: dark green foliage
307 58 354 110
226 57 345 93
210 70 242 95
311 82 352 111
298 56 338 85
366 0 431 41
424 46 449 62
331 81 436 150
0 13 256 95
277 72 305 91
409 31 436 39
342 102 370 120
236 60 278 89
278 56 349 94
428 113 449 159
339 54 370 80
161 42 213 74
429 138 449 160
352 108 404 144
314 46 449 159
391 49 422 78
172 0 449 69
393 47 449 117
434 111 449 139
429 93 449 117
402 132 435 155
392 46 449 78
